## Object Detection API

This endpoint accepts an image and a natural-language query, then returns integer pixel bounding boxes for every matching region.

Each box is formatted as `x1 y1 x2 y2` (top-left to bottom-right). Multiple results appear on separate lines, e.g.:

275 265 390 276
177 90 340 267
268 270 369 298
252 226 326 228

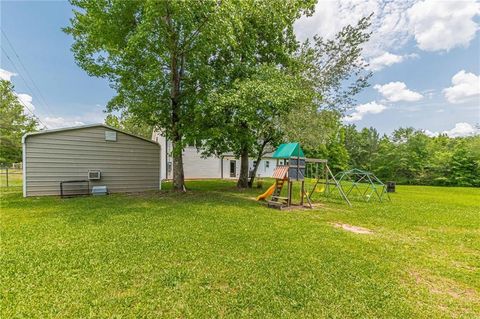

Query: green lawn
1 180 479 318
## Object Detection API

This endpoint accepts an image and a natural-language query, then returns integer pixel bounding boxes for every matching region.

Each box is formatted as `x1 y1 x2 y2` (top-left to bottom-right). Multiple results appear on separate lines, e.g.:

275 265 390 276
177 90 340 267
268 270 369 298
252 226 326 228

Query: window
265 161 270 169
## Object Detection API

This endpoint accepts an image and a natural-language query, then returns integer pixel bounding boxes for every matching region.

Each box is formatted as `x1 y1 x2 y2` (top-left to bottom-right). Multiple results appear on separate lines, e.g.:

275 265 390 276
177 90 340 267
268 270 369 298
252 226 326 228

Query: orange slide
256 183 276 201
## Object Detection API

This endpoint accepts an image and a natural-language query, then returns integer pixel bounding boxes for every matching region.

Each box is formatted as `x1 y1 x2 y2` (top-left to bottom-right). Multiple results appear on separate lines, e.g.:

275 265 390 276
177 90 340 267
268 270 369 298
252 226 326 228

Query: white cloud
42 117 85 129
0 68 17 81
0 69 38 117
14 92 36 113
295 0 414 58
443 70 480 104
367 52 418 71
424 123 478 138
40 109 105 129
374 82 423 102
295 0 480 69
408 0 480 52
343 101 386 122
423 129 439 137
442 122 477 137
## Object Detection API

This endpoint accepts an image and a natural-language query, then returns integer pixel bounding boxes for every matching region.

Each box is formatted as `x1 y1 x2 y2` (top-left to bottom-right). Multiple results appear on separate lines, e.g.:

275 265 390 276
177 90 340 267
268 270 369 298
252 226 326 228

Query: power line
1 29 55 117
16 94 49 130
1 48 48 129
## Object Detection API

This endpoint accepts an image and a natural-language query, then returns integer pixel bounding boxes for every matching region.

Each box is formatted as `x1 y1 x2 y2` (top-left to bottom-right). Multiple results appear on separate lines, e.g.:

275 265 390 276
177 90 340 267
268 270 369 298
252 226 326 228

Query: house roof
272 143 305 159
22 123 159 146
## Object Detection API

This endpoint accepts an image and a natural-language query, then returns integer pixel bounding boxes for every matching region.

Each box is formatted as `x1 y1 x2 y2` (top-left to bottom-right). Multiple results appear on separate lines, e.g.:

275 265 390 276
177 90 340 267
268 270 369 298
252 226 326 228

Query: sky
1 0 479 137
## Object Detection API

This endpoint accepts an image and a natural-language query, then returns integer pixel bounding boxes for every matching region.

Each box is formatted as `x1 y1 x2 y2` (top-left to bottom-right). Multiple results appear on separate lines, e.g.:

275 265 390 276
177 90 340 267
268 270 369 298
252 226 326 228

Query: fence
0 164 23 188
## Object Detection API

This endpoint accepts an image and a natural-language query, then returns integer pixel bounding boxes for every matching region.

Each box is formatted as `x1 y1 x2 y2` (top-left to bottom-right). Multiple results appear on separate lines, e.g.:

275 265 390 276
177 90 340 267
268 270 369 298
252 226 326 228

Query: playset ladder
271 179 286 201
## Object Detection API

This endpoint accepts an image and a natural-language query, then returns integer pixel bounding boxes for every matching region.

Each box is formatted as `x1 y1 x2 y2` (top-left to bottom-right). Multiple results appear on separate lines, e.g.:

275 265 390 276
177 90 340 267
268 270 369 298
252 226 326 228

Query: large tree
284 15 373 151
202 65 313 187
65 0 234 191
242 14 373 187
0 80 37 165
196 1 315 188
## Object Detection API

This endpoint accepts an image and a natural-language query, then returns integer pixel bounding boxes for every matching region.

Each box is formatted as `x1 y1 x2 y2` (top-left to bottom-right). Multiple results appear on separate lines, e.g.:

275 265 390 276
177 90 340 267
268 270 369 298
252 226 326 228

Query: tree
204 11 372 188
65 0 233 191
0 80 37 165
344 126 380 170
284 15 373 164
202 65 313 187
299 15 372 112
197 1 315 188
449 139 480 186
105 113 153 139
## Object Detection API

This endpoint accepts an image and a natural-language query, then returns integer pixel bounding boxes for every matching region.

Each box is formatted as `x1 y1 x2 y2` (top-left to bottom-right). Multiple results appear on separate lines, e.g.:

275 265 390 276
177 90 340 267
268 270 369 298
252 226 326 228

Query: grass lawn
1 179 479 318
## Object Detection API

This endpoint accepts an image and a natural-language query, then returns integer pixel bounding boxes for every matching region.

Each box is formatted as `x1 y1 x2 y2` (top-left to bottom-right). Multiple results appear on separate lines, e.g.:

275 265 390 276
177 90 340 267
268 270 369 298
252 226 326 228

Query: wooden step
267 200 285 208
271 196 288 201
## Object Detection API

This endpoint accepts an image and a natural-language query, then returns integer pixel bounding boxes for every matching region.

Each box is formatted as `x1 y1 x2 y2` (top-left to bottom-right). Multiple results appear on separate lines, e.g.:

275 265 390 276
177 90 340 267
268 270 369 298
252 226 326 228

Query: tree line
311 125 480 187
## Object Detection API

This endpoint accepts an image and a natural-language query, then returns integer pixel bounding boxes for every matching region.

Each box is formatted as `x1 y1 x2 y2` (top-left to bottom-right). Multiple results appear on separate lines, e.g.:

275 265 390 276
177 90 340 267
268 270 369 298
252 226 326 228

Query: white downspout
22 136 27 197
159 144 162 190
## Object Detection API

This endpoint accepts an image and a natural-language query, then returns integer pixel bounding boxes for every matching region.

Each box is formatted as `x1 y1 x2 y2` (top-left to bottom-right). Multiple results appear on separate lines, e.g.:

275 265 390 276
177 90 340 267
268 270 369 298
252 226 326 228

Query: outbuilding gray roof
22 123 158 145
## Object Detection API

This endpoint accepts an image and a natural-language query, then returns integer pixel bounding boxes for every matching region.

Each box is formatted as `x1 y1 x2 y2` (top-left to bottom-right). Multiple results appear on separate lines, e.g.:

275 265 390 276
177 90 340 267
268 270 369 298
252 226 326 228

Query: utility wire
1 47 48 129
1 29 55 117
16 95 49 130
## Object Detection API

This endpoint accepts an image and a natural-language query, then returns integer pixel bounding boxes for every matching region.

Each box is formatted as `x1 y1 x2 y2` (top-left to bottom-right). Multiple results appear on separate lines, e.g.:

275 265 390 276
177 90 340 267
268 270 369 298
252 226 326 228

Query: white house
152 132 280 180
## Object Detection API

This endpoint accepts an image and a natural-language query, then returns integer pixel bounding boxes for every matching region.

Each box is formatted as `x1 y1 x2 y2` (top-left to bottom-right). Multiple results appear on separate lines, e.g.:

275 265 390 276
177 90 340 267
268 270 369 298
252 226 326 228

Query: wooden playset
256 143 312 210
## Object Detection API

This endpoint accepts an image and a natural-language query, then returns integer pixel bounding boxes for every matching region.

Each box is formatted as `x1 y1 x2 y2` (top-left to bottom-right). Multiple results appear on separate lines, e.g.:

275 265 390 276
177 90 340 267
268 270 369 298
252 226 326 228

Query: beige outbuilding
22 124 161 197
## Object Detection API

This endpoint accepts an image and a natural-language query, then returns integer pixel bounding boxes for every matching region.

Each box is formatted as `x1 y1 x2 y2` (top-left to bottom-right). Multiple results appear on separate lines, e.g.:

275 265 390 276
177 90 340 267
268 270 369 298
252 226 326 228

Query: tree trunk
237 144 249 188
172 138 185 191
248 141 268 187
169 40 185 191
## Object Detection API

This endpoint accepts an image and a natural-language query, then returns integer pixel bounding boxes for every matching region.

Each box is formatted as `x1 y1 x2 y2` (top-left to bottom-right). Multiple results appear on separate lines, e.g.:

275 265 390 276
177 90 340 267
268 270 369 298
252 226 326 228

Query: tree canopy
200 11 372 187
333 125 480 186
0 80 37 165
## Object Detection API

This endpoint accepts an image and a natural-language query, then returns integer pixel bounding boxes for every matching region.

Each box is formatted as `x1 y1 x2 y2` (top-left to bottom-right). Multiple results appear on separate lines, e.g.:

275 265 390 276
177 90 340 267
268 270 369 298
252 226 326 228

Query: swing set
304 159 351 206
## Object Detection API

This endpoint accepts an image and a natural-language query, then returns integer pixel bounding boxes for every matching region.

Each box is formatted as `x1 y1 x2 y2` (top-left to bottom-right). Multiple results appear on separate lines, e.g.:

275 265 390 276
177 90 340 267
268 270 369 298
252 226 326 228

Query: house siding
152 131 278 180
24 126 160 196
183 147 222 179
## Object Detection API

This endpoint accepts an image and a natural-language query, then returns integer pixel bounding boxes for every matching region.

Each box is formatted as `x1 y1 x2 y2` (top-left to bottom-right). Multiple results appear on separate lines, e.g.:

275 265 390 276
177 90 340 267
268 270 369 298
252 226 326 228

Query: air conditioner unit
88 170 101 180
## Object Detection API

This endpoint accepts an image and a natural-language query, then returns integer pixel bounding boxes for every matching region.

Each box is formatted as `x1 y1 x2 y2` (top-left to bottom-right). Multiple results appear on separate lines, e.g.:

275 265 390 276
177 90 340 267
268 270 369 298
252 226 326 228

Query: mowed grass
1 180 479 318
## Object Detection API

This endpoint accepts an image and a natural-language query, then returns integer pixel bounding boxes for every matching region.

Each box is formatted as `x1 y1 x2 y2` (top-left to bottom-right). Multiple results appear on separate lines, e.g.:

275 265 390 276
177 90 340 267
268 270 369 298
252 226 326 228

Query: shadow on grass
3 179 356 228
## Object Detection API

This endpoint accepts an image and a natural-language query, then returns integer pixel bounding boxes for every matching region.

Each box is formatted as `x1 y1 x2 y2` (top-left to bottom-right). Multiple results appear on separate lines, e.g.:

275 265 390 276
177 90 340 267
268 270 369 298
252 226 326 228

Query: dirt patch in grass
410 270 478 301
333 223 373 234
408 270 480 317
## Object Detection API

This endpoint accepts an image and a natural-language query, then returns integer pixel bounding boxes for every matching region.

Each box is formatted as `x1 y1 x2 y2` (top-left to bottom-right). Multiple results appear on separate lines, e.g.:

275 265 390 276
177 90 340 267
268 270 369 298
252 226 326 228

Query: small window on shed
265 161 270 168
105 131 117 141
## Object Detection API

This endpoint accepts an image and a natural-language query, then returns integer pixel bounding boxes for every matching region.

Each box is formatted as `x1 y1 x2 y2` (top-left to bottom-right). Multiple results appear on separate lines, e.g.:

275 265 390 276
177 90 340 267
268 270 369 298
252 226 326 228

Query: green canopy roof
272 143 305 159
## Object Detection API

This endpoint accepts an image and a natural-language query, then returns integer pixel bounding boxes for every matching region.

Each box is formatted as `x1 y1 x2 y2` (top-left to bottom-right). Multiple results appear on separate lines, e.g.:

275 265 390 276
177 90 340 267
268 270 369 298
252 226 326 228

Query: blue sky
1 0 479 137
